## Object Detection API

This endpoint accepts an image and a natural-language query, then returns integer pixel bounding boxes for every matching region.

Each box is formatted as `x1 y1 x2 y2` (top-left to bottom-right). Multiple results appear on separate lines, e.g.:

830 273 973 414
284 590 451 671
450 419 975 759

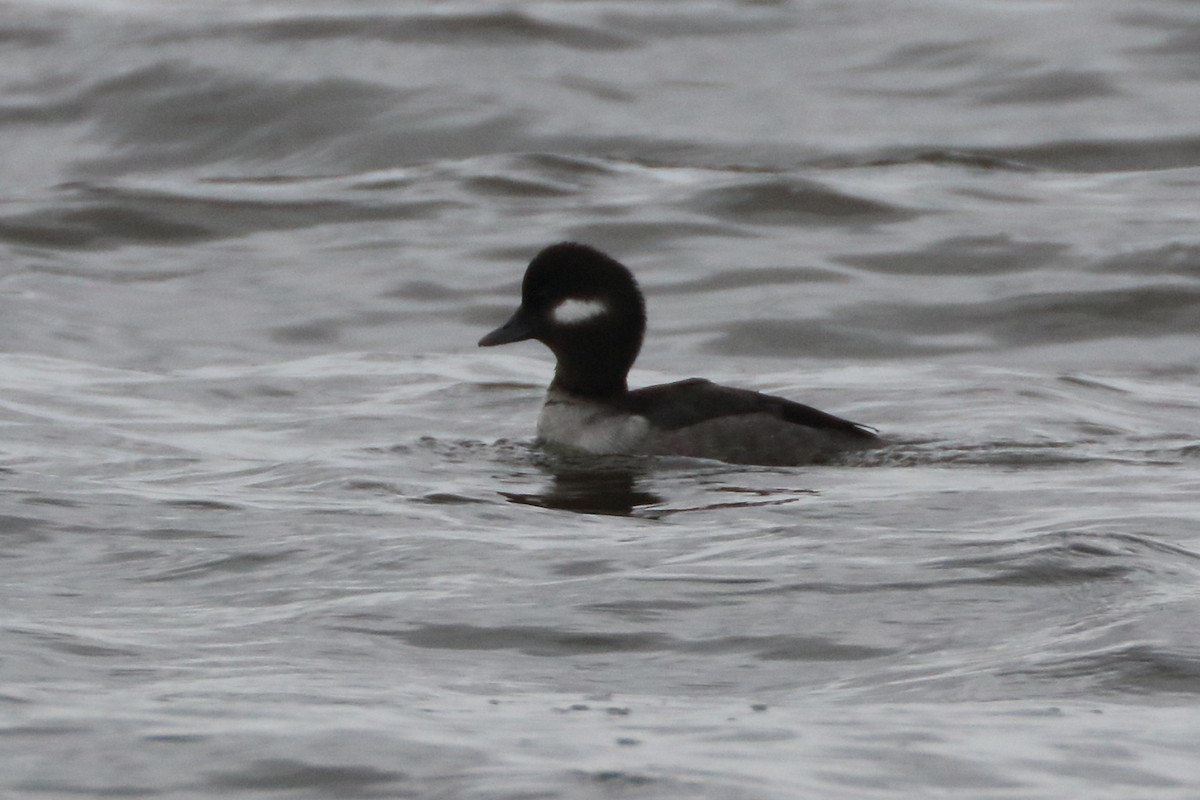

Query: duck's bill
478 308 536 347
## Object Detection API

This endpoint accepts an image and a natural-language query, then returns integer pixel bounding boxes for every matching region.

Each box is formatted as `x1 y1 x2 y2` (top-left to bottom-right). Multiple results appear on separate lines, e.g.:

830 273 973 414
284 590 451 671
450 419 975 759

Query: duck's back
623 379 881 466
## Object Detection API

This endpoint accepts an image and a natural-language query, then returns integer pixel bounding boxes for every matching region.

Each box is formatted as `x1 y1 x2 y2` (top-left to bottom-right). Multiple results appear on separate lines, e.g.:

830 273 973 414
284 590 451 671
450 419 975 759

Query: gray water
2 1 1200 797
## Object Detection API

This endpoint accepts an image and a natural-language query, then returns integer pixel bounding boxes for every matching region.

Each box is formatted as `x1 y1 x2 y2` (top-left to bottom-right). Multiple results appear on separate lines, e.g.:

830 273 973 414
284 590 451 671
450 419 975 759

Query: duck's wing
623 378 880 440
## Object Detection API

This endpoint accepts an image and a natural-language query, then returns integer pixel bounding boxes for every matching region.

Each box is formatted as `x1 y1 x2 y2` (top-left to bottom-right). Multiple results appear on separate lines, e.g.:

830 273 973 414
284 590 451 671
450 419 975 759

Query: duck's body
479 243 882 466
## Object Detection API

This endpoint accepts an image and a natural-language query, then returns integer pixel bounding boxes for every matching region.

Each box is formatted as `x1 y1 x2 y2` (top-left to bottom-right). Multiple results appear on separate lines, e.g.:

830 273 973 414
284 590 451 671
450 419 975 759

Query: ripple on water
140 549 302 584
232 9 636 51
705 283 1200 358
836 235 1067 275
0 515 51 550
343 622 893 662
686 177 919 227
982 135 1200 172
206 759 408 793
930 530 1200 586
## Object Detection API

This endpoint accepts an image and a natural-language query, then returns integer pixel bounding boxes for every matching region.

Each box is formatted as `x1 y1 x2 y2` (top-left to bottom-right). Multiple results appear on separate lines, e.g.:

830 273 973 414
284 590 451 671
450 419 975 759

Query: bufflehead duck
479 243 882 466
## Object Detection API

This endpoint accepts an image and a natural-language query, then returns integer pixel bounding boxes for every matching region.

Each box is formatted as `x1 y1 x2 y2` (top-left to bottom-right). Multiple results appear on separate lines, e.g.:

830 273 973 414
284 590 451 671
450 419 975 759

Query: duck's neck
546 325 642 399
550 362 629 399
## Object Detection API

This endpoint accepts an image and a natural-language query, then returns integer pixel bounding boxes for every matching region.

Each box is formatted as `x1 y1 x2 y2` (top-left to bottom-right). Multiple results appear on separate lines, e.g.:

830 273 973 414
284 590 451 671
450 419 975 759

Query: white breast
536 390 649 455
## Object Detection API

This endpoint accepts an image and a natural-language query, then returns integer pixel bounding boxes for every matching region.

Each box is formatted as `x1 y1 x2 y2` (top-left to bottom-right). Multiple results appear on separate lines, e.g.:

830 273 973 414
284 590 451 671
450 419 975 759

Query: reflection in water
498 452 832 516
501 455 662 516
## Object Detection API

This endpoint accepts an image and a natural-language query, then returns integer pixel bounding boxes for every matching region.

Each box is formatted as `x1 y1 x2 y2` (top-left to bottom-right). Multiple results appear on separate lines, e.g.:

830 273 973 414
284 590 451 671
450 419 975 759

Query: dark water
2 2 1199 797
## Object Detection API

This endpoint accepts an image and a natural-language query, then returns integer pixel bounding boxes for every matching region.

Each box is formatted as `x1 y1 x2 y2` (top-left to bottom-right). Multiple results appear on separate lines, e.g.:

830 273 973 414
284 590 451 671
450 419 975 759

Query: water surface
2 1 1199 797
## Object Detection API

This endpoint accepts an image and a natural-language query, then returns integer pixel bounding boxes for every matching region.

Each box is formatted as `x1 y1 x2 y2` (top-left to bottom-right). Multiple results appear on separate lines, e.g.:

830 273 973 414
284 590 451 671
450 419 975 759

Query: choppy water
2 1 1200 797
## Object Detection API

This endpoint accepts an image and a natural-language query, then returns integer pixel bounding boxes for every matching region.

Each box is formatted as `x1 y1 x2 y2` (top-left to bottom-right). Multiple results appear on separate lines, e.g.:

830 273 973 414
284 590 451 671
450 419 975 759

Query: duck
479 242 882 466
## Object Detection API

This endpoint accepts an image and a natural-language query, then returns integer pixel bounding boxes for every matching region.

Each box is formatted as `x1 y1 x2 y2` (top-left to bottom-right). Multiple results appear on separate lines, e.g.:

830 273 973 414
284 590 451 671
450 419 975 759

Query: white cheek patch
551 297 608 325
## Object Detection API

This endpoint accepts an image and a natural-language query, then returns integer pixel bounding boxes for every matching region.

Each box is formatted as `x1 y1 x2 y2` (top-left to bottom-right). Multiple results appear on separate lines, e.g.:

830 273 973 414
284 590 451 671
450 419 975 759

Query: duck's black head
479 243 646 398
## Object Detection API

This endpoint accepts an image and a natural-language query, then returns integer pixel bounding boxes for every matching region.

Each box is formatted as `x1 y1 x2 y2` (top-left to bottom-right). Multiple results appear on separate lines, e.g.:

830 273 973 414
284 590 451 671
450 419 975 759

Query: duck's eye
551 298 608 325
